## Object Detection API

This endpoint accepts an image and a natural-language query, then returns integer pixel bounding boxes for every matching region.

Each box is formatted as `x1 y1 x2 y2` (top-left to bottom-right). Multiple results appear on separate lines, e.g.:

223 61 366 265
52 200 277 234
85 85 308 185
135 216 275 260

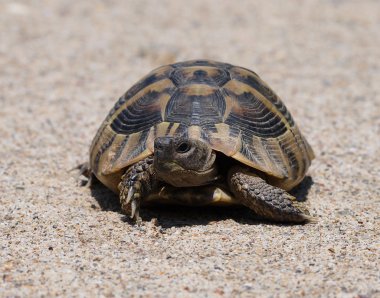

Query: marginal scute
90 60 314 192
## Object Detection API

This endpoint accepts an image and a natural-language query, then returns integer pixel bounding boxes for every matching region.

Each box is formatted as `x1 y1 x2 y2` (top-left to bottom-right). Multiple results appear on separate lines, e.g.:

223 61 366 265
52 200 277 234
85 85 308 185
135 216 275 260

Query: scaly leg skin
228 166 314 223
118 156 158 223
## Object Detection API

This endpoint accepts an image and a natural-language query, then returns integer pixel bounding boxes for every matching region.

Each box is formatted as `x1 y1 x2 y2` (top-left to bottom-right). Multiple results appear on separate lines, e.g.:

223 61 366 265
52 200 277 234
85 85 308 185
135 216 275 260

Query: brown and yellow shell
90 60 314 193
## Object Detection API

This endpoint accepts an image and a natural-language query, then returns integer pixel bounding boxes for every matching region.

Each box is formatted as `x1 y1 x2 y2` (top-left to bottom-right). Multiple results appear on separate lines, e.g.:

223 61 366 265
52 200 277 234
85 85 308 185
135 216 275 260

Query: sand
1 0 379 297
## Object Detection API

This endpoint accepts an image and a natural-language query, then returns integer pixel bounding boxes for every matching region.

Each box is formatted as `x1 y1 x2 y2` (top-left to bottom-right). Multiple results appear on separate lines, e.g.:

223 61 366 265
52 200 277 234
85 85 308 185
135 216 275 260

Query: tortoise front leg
118 156 158 222
228 166 313 223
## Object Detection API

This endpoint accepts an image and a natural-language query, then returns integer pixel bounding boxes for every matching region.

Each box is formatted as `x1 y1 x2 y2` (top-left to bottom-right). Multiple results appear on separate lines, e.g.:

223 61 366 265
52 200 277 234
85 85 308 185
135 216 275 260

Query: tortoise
88 60 315 223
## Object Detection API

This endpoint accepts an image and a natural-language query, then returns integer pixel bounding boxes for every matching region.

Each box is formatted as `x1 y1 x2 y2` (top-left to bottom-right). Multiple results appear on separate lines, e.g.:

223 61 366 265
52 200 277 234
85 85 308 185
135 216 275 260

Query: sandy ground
1 0 379 297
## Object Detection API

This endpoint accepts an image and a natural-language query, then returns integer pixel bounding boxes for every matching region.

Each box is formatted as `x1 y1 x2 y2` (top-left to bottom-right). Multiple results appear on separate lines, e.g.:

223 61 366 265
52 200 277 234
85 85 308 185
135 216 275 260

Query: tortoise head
154 136 219 187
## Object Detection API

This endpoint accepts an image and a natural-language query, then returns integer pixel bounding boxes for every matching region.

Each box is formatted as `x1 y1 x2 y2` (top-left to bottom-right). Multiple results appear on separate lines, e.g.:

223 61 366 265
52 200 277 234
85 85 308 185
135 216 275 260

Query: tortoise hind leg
73 162 94 187
228 166 313 223
118 156 158 222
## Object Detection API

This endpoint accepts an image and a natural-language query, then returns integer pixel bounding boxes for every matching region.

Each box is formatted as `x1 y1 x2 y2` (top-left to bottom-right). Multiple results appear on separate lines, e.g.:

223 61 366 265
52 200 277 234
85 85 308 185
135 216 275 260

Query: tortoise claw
126 187 134 205
131 200 142 225
130 199 138 219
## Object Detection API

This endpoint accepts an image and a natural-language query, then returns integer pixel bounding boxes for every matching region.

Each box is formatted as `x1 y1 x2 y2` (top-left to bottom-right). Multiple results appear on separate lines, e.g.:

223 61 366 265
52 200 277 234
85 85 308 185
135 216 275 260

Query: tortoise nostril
154 142 163 150
154 137 171 151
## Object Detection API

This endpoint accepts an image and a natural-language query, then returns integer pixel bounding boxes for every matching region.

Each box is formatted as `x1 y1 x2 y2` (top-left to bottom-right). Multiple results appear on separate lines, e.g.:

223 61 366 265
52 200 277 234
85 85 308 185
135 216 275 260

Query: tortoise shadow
289 175 314 202
89 180 259 227
89 175 314 228
89 179 121 212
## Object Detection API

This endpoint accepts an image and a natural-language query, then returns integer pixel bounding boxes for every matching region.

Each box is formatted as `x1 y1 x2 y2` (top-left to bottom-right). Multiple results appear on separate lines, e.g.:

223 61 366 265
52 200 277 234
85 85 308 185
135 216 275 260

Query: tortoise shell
90 60 314 193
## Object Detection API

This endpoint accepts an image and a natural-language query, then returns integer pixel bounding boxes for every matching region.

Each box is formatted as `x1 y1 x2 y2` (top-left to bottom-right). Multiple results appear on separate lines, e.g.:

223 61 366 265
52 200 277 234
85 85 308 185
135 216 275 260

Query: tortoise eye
176 142 191 153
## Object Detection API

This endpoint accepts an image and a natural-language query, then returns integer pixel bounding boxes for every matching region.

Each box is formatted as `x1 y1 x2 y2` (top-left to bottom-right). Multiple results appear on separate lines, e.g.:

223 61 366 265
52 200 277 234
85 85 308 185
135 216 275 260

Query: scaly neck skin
153 137 219 187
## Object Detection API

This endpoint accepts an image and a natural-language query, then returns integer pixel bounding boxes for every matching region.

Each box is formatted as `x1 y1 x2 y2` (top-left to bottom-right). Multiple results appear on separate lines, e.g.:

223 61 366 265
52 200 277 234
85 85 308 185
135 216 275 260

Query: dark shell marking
90 60 314 192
